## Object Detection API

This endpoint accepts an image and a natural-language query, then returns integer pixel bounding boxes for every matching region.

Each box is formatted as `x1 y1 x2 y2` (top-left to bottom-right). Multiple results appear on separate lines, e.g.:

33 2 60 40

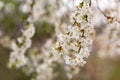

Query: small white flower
22 23 35 38
21 4 31 13
0 1 4 11
11 40 18 51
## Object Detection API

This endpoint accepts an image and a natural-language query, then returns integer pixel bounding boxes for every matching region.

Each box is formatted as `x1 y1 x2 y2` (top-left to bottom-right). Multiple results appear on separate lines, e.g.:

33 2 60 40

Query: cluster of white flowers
8 24 35 68
53 0 95 66
21 39 79 80
7 0 81 79
8 0 35 68
0 0 119 80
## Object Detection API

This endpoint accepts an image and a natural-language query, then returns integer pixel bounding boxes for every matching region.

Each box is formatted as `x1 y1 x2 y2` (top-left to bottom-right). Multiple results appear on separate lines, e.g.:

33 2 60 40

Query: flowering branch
8 0 35 68
53 0 95 66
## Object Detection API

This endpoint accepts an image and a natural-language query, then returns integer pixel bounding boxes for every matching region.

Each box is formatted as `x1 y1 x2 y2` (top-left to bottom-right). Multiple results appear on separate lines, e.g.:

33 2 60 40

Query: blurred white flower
4 3 15 14
22 23 35 38
20 4 31 13
9 0 35 68
0 1 4 11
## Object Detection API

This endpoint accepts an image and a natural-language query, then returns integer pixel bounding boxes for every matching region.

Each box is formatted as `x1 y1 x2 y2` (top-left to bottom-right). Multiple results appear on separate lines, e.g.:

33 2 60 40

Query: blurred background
0 0 120 80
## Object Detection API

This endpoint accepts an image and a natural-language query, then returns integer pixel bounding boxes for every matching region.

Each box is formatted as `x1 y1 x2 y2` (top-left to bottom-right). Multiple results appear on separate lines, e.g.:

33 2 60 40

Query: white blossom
21 4 31 13
53 0 95 66
8 0 35 68
22 23 35 38
0 1 4 11
4 3 15 14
